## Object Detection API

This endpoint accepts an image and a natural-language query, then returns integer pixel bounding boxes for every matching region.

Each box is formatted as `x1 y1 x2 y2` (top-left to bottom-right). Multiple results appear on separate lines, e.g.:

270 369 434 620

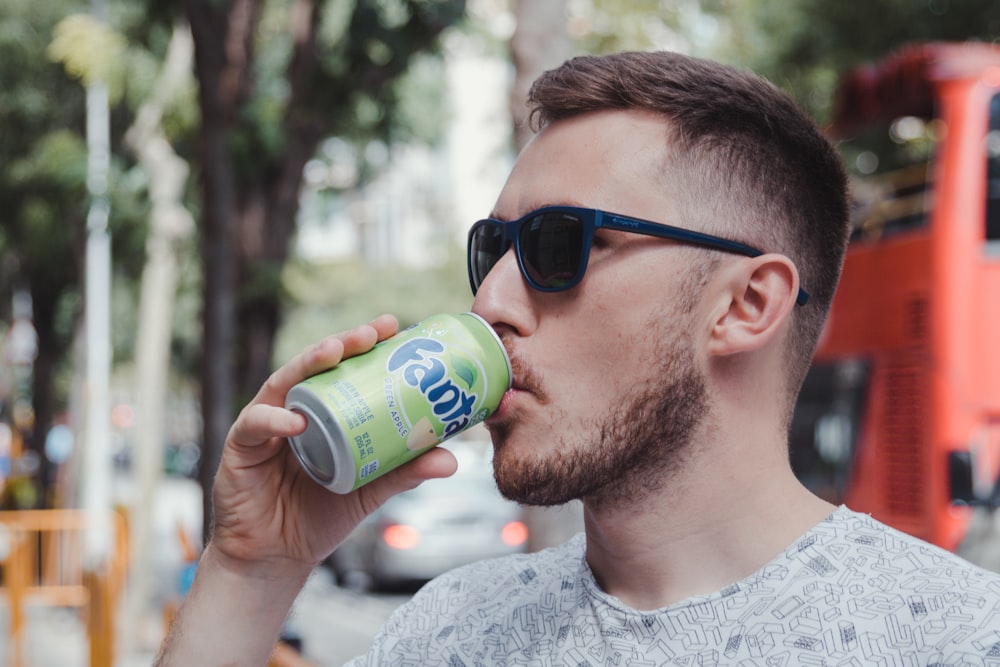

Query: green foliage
571 0 691 54
47 13 129 99
0 0 153 433
567 0 1000 125
312 0 467 140
707 0 1000 123
5 130 87 286
218 0 464 187
0 0 88 303
392 53 451 145
275 246 472 364
9 130 88 192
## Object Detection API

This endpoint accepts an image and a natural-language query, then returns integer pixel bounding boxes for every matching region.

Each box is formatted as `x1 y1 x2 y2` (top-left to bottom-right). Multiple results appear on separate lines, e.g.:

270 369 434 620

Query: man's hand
211 314 459 574
155 315 458 665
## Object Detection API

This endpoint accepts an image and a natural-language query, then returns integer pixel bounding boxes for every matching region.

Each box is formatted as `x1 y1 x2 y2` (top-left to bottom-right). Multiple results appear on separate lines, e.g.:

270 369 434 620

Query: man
157 51 1000 664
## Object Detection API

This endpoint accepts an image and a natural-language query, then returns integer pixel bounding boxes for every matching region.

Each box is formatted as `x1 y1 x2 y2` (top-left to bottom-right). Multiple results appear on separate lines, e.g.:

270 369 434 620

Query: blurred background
4 0 1000 664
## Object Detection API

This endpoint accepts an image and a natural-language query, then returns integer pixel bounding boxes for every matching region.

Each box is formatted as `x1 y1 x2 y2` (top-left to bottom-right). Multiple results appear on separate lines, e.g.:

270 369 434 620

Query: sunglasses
467 206 809 305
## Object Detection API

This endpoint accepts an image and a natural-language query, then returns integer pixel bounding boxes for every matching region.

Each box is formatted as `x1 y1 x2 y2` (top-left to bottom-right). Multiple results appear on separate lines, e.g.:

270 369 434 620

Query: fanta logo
387 338 479 437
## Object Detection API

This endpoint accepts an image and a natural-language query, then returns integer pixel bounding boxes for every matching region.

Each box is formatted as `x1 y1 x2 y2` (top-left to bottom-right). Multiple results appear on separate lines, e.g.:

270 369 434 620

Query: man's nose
471 247 535 335
473 246 523 301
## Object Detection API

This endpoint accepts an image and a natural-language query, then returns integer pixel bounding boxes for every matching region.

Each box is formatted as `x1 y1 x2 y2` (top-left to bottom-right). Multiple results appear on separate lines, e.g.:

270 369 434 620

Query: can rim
286 398 354 493
461 311 513 389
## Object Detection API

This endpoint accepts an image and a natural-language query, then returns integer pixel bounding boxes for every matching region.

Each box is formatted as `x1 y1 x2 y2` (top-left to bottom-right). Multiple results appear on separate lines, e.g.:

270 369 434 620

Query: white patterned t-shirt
345 507 1000 665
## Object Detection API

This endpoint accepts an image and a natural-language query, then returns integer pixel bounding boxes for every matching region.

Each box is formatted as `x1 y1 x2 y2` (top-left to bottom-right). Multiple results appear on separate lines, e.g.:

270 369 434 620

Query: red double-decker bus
790 42 1000 553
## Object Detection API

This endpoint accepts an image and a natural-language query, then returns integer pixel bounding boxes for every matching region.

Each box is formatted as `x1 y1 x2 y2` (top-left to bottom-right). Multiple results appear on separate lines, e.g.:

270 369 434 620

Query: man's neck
580 447 836 611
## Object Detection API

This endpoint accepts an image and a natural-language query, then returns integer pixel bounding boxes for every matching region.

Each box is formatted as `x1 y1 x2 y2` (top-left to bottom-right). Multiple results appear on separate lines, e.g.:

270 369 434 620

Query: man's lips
489 345 543 422
504 351 540 395
489 373 539 422
487 387 517 423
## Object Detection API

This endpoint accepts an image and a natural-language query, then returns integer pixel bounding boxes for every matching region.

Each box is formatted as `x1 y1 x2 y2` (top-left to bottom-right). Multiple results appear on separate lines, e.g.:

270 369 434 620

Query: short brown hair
527 51 850 409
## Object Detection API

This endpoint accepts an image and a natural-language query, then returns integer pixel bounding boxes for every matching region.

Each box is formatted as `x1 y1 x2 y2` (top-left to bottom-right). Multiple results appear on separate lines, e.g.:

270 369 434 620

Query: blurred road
286 568 410 666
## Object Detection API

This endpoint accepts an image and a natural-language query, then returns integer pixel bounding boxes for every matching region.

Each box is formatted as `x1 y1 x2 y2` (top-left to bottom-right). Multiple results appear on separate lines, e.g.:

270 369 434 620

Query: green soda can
286 313 511 493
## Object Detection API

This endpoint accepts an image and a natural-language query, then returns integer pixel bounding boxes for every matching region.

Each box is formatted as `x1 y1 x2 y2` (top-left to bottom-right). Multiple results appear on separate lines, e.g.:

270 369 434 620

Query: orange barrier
0 509 128 667
268 641 320 667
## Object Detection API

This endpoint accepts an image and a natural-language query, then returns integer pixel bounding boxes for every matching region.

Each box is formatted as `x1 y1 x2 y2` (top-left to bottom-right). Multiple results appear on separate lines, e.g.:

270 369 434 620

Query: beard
490 331 708 509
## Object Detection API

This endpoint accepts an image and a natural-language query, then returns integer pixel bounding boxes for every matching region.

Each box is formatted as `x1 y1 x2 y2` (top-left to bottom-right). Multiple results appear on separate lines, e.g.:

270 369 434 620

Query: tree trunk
234 134 324 402
185 0 258 537
122 22 195 650
184 0 463 535
28 284 57 502
509 0 571 152
235 0 324 402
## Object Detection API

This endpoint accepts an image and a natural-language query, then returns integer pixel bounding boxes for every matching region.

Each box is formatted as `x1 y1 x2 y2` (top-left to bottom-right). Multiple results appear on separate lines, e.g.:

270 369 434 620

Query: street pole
80 0 113 569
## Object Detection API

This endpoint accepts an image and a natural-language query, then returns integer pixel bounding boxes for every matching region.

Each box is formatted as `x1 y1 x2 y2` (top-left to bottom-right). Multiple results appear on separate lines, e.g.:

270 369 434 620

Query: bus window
789 359 870 504
986 93 1000 242
840 118 936 242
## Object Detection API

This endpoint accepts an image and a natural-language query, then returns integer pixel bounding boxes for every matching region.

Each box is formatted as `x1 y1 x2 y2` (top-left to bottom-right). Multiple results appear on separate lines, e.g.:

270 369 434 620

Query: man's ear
707 254 800 357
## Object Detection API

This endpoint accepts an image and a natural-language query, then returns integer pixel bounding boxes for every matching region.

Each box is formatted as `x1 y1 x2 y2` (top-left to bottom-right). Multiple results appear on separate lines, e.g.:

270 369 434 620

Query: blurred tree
509 0 570 151
569 0 714 55
0 0 149 505
545 0 1000 127
120 21 197 642
172 0 466 532
707 0 1000 124
3 0 465 522
277 250 472 362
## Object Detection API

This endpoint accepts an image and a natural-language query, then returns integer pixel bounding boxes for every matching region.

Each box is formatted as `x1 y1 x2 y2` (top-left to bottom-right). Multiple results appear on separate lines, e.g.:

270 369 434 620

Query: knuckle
262 370 284 397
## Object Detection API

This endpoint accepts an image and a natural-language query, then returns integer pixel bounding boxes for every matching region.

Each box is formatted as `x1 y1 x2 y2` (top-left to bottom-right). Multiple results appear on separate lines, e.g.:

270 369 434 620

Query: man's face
471 110 713 507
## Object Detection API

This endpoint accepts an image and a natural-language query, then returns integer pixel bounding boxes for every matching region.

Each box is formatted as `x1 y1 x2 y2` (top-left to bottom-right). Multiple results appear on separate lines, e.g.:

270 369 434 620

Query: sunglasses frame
467 205 809 305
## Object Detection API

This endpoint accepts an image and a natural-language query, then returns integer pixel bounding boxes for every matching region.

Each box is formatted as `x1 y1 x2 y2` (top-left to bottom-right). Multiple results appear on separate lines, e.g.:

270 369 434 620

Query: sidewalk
0 567 397 667
0 603 160 667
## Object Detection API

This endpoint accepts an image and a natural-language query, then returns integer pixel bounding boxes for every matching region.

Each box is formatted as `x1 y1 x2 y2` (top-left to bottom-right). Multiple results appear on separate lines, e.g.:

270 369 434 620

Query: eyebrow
488 201 589 221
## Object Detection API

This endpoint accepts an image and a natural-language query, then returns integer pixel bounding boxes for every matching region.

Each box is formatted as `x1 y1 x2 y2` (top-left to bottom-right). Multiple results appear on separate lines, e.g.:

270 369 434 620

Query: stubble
490 329 708 509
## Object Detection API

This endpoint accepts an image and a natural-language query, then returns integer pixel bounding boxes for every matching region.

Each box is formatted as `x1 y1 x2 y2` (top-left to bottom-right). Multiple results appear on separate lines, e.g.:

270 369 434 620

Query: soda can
286 313 511 493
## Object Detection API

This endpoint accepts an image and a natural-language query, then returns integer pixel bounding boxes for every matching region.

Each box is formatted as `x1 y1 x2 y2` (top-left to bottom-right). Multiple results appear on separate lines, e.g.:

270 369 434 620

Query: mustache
500 337 547 404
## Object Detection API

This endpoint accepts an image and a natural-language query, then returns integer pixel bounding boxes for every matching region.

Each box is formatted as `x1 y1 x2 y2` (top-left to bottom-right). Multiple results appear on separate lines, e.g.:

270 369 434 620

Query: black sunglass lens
469 223 506 290
520 213 585 289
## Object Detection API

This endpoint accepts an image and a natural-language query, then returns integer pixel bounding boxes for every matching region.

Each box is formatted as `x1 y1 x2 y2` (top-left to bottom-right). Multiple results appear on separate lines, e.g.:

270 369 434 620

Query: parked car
325 441 528 590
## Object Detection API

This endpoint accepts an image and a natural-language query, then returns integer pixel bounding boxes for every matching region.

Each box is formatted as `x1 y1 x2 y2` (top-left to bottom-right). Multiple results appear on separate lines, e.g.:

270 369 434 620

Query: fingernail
288 411 307 431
